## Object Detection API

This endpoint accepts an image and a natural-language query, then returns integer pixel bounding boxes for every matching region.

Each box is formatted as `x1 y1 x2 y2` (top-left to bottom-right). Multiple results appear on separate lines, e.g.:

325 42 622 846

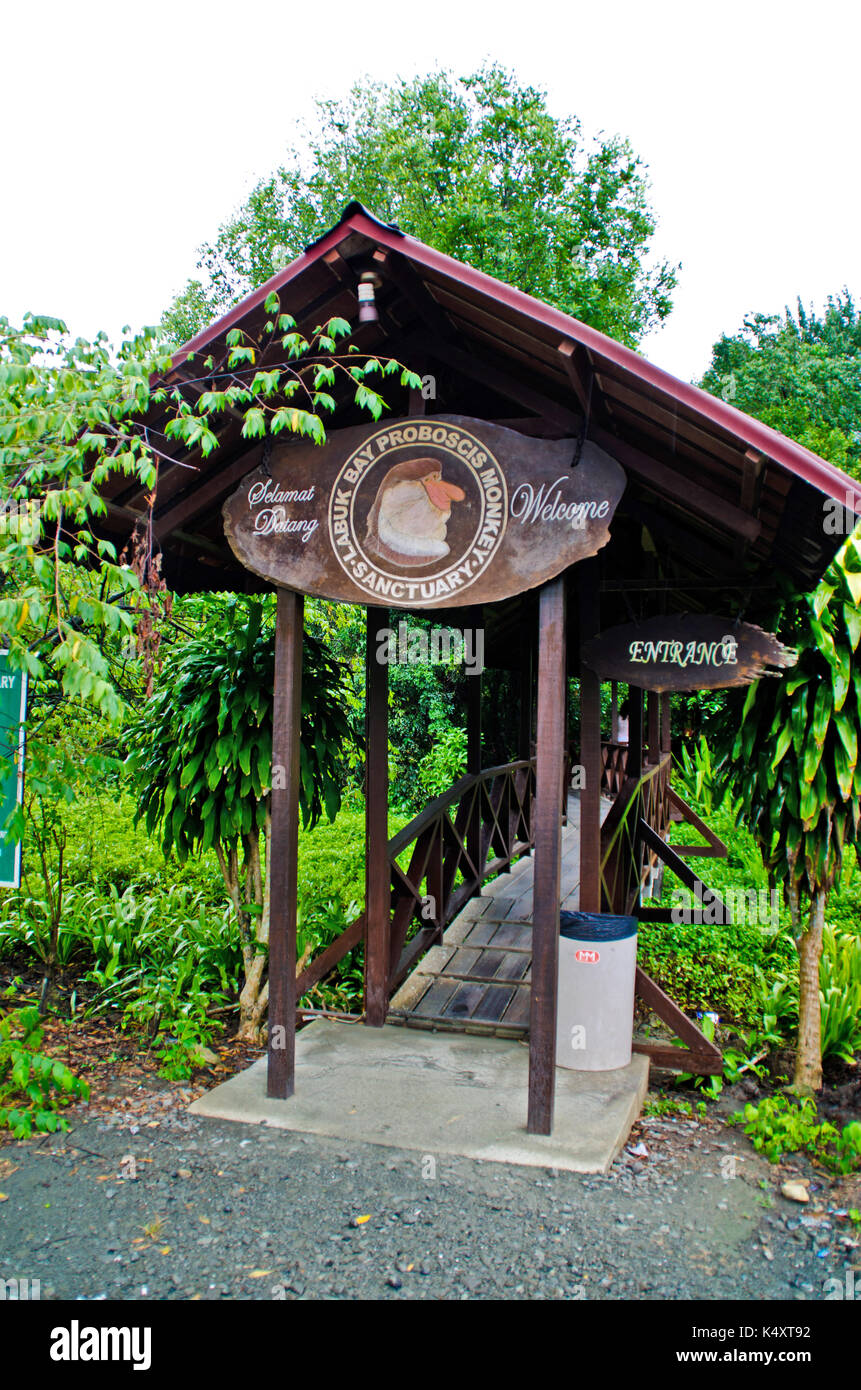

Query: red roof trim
172 207 861 511
169 221 365 367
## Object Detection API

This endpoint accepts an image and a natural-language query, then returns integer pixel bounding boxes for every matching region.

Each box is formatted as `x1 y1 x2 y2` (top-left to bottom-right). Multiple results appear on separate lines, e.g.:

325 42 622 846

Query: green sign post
0 651 27 888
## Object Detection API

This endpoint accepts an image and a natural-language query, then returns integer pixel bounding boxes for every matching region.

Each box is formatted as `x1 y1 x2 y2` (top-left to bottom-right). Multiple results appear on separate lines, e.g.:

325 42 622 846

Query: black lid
559 911 638 942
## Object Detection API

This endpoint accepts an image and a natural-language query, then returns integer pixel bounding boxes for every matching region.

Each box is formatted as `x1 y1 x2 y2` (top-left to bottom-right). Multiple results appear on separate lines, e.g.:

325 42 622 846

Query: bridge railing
295 759 536 1005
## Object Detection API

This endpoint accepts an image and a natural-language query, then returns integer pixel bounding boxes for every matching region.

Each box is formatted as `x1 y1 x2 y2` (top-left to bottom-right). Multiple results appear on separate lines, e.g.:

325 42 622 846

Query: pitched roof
99 202 861 609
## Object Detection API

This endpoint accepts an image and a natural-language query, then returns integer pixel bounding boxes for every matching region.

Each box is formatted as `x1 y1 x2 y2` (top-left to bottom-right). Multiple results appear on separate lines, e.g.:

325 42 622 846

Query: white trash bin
555 911 638 1071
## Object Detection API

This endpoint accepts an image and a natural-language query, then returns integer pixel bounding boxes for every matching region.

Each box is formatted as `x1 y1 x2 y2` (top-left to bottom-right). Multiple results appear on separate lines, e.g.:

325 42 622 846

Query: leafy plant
643 1093 695 1118
0 1004 88 1138
125 958 227 1080
819 924 861 1063
712 539 861 1092
125 599 358 1042
675 1013 724 1099
417 724 467 801
730 1093 861 1174
675 734 721 815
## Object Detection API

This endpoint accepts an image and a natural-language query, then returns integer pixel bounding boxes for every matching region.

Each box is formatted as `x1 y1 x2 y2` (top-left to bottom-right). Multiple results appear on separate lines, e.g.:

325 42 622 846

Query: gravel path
1 1085 859 1301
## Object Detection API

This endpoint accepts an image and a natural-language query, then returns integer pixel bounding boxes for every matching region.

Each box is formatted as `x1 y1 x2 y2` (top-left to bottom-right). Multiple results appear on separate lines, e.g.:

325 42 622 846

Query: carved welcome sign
223 415 626 608
581 615 796 691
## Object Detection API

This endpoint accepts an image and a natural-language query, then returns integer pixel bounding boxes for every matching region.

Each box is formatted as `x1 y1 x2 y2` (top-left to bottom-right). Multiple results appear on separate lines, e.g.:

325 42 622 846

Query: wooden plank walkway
388 791 612 1039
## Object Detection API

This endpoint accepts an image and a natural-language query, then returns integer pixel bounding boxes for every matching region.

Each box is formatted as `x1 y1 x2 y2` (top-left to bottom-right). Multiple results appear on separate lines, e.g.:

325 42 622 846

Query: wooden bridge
387 788 609 1038
297 737 725 1076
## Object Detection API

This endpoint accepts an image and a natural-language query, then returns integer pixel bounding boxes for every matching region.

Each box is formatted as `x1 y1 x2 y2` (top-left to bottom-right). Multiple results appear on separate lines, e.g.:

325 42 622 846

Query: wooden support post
647 691 660 765
528 577 567 1136
578 559 601 914
365 606 390 1027
661 691 672 756
466 607 483 881
628 686 643 780
267 589 304 1099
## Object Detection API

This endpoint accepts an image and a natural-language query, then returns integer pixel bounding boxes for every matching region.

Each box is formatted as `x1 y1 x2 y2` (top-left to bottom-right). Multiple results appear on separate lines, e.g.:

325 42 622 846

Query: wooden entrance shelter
103 203 861 1136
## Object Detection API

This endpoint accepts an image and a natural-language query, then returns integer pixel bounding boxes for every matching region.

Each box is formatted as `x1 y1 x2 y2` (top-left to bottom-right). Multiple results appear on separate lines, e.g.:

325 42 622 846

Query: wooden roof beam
557 339 591 415
408 332 580 434
378 250 464 348
622 499 737 579
153 441 264 541
590 423 762 542
734 448 766 561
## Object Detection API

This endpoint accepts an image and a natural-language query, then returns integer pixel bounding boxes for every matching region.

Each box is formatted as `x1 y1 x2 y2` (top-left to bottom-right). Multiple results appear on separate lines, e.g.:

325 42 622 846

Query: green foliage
637 910 791 1027
675 734 725 815
701 293 861 476
1 877 240 1080
387 648 469 813
642 1093 703 1119
126 598 356 855
126 959 226 1080
0 314 163 724
78 883 241 1001
58 790 223 897
163 65 676 349
417 725 467 802
650 754 861 1069
819 924 861 1063
0 1003 88 1137
716 545 861 906
0 793 410 1041
730 1093 861 1173
639 789 795 1026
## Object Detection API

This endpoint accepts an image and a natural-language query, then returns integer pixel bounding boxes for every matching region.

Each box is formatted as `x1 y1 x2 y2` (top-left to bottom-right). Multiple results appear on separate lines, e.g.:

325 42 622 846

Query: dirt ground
1 1017 859 1302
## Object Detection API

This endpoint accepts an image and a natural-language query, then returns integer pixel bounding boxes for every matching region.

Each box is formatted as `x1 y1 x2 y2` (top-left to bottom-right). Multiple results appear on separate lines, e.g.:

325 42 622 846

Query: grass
639 747 861 1087
0 785 410 1079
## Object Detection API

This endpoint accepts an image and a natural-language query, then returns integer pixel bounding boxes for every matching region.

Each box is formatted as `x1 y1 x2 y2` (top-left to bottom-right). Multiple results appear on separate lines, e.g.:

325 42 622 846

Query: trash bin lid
559 910 638 942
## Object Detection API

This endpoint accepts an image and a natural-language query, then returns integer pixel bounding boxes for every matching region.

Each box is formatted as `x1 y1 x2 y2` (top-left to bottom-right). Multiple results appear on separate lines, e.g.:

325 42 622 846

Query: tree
701 294 861 1089
0 303 418 1024
701 292 861 477
125 598 358 1042
0 303 418 707
714 545 861 1092
163 65 677 349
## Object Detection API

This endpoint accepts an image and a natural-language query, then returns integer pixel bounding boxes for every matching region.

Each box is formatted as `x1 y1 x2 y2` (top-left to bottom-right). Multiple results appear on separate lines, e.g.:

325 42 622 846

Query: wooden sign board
223 415 626 609
581 615 796 692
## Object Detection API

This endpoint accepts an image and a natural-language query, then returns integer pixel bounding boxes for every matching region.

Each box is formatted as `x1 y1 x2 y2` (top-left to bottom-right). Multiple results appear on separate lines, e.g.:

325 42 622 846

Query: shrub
0 1004 89 1138
730 1093 861 1173
819 925 861 1063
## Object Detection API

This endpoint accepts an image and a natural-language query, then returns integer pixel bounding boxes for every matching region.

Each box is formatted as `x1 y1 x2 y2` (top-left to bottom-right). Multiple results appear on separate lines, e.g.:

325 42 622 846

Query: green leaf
835 711 858 771
803 729 824 785
843 602 861 651
812 682 832 743
769 722 793 773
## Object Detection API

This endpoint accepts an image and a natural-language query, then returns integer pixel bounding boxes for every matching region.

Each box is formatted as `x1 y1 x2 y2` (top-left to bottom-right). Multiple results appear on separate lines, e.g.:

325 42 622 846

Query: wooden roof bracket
377 249 466 350
734 447 765 561
407 331 580 435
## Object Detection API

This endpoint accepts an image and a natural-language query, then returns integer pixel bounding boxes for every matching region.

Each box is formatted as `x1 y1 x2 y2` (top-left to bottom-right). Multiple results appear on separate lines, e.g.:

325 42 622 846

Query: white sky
2 0 858 383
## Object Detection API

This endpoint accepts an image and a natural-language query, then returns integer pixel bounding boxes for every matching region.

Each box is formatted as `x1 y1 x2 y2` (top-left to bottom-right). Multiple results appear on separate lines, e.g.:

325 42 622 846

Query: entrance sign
0 652 27 888
581 615 795 691
223 415 626 608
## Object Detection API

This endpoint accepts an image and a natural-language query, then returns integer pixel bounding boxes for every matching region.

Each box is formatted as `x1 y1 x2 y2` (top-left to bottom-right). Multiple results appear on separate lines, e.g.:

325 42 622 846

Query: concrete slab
190 1020 649 1173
